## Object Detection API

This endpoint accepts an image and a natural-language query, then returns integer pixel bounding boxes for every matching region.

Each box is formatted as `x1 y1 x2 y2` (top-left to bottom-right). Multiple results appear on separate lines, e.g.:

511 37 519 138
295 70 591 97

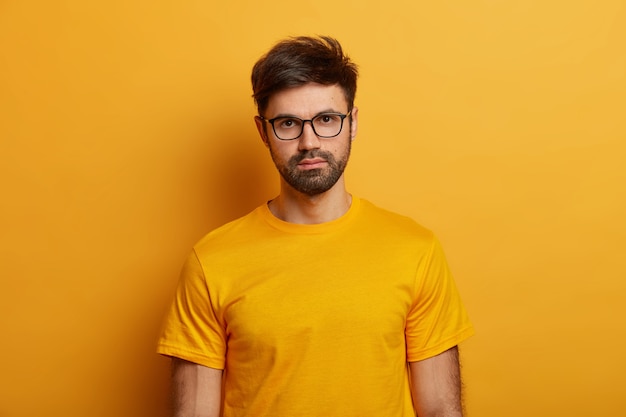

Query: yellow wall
1 1 624 416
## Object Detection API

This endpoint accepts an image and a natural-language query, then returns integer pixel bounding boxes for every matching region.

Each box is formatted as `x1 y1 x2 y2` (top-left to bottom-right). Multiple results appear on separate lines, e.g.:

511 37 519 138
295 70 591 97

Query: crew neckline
259 196 361 234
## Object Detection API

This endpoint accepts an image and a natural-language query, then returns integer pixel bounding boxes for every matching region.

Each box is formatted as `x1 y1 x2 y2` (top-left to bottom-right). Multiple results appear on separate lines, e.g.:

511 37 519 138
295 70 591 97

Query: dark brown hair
251 36 358 115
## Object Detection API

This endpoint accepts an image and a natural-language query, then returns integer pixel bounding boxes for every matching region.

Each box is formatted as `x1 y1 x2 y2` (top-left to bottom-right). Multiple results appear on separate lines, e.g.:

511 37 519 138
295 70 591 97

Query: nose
297 120 321 151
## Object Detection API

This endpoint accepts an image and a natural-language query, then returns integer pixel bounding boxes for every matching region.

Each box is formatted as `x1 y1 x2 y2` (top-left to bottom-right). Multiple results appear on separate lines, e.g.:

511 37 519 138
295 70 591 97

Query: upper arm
171 357 223 417
409 346 464 417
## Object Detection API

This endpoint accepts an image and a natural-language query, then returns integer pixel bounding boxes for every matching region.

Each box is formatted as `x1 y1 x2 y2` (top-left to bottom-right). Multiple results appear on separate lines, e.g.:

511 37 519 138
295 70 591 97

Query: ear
255 116 270 147
349 106 358 141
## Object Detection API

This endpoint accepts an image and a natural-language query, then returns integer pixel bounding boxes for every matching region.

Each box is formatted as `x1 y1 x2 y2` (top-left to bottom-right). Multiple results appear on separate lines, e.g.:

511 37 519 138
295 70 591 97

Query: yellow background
1 1 625 416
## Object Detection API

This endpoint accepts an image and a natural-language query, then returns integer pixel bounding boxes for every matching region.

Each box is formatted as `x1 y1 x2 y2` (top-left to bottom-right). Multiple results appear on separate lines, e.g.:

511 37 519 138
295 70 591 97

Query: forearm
409 346 465 417
171 358 223 417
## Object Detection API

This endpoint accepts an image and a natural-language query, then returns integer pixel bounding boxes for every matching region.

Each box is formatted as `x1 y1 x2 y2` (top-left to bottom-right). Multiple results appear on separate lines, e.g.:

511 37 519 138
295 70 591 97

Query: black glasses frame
259 112 350 141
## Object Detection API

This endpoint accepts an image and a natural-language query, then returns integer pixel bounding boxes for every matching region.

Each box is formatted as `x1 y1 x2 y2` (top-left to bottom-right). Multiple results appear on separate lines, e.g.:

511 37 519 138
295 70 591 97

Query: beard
270 141 351 196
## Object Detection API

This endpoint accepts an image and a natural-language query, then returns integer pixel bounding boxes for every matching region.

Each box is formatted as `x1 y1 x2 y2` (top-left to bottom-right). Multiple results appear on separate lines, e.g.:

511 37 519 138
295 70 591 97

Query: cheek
269 141 297 161
333 137 352 154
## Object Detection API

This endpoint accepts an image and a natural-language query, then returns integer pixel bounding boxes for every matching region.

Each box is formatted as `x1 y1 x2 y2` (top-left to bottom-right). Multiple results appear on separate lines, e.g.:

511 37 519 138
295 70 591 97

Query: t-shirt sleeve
405 235 474 362
156 250 227 369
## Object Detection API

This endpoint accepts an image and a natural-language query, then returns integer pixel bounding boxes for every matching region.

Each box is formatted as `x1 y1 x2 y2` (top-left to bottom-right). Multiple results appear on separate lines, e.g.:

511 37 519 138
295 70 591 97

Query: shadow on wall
191 121 277 230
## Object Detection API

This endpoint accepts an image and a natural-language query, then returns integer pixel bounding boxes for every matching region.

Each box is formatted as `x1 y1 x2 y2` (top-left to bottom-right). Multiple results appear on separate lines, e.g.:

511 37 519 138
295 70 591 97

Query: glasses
259 112 350 141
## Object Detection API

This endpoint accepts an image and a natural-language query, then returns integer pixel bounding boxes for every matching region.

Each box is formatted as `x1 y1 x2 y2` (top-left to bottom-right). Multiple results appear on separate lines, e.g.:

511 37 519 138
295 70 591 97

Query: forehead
265 83 348 117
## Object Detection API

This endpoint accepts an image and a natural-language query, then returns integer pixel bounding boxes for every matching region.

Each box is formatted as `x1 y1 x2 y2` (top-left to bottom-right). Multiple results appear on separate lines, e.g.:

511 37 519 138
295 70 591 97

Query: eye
276 118 301 129
317 114 340 124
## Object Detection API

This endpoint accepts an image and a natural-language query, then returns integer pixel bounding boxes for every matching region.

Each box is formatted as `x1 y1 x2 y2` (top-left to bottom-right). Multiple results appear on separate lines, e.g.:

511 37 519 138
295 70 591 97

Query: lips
298 157 327 169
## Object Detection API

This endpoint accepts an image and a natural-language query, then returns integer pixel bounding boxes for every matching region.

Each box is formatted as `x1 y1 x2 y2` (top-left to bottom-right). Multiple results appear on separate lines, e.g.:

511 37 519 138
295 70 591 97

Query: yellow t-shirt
157 197 474 416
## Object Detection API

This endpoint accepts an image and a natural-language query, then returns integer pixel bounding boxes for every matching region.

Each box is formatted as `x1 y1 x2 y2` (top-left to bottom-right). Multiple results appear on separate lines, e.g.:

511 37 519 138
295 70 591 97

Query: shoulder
357 198 434 240
193 204 267 253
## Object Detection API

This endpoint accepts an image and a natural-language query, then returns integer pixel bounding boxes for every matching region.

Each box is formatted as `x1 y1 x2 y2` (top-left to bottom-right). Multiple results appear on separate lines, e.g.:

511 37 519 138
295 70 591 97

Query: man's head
252 36 359 197
251 36 358 116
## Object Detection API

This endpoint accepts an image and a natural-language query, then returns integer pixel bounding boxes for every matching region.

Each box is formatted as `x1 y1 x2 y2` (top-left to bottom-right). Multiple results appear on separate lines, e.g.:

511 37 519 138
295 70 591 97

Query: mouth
297 157 328 170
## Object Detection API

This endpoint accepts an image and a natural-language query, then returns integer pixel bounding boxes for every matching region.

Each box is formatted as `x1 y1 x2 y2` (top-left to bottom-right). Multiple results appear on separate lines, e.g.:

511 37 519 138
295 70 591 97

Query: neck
268 177 352 224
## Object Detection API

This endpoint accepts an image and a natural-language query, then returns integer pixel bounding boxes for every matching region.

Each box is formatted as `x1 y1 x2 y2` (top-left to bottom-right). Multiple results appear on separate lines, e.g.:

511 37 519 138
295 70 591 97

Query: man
157 36 474 417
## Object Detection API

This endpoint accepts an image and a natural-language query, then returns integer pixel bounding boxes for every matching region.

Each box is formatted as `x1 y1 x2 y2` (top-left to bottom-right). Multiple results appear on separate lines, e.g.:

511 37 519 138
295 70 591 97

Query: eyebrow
269 108 347 119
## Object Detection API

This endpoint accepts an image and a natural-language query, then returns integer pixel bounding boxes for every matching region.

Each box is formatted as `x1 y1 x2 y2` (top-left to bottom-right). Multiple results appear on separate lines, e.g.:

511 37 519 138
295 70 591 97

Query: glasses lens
312 113 344 138
272 117 303 140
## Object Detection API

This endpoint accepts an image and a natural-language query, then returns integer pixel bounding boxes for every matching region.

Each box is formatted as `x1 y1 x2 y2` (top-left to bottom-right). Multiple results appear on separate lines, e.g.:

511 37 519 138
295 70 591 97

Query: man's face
255 83 358 196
